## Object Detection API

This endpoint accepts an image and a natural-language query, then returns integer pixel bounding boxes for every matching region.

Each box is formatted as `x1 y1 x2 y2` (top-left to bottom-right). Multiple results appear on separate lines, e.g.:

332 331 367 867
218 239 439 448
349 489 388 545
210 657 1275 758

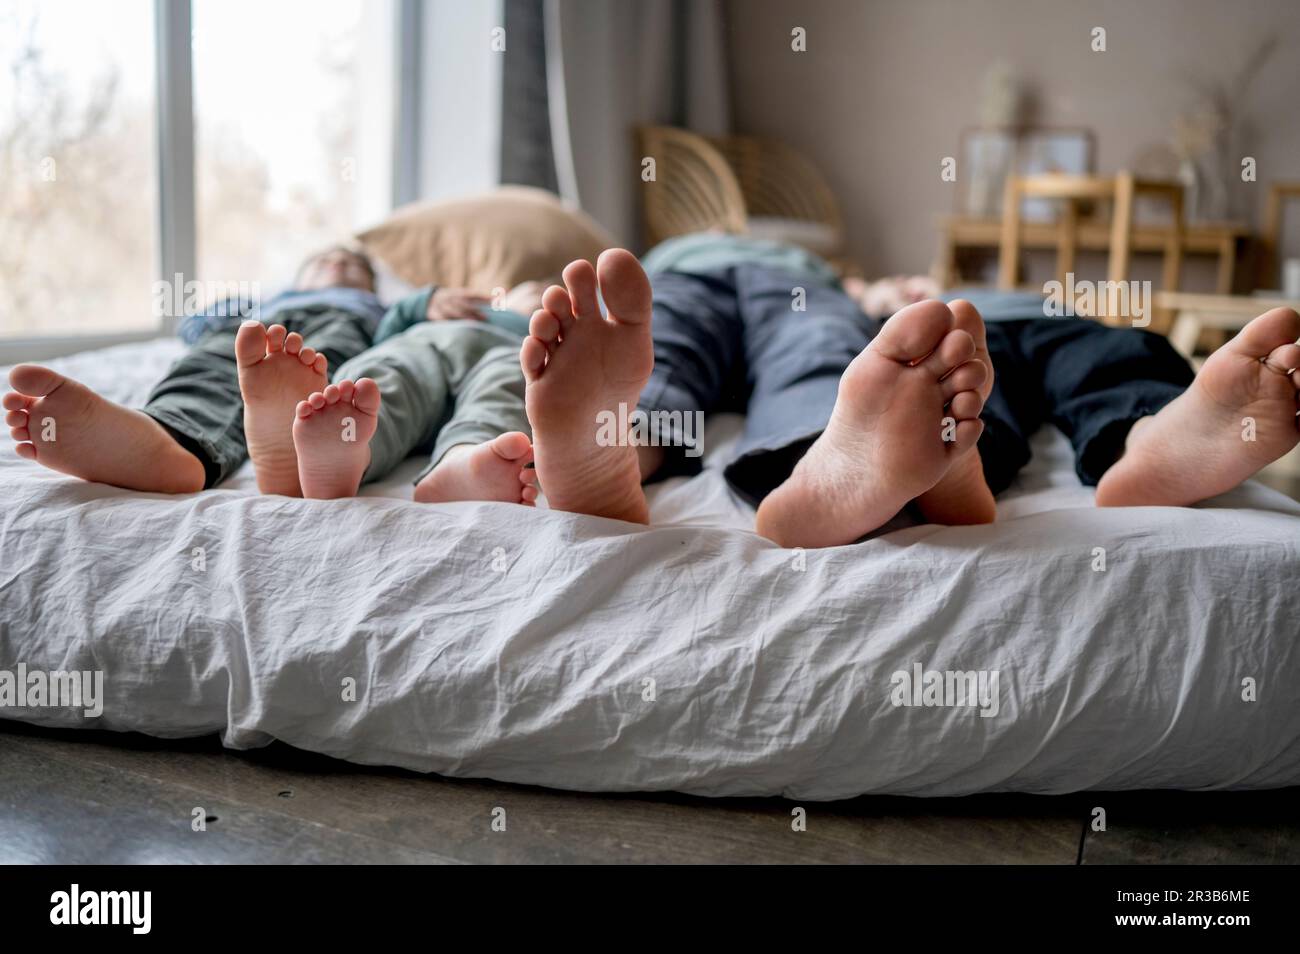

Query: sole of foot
292 378 381 499
914 298 998 525
4 365 205 492
1095 306 1300 507
236 321 328 497
519 248 652 524
754 299 988 549
413 431 539 505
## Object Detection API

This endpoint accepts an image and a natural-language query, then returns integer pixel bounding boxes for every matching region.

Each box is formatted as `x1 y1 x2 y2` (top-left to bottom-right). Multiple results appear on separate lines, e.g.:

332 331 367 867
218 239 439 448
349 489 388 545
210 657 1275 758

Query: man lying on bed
517 237 1300 547
4 245 543 503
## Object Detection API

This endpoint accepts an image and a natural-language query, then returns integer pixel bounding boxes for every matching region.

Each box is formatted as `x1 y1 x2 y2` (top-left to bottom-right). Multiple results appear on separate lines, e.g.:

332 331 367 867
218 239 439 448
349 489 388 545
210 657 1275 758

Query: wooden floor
2 721 1295 864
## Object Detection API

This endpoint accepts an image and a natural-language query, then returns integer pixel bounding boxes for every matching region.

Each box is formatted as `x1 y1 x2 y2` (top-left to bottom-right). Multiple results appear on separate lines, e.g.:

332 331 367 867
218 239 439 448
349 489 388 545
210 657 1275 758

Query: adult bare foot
520 249 652 523
292 378 381 499
1095 307 1300 507
236 321 327 496
413 432 538 505
754 299 988 548
914 298 997 525
4 365 205 492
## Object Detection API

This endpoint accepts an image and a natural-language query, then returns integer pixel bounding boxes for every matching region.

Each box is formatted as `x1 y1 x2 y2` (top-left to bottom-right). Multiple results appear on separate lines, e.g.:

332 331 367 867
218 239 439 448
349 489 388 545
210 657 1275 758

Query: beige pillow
356 186 616 291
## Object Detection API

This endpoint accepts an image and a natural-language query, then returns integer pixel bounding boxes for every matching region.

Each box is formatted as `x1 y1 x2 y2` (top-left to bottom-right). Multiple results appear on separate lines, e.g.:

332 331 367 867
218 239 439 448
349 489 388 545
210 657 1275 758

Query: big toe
871 299 954 365
1232 307 1300 358
597 248 652 325
562 258 601 319
351 377 382 415
8 364 65 397
234 320 269 367
491 431 533 461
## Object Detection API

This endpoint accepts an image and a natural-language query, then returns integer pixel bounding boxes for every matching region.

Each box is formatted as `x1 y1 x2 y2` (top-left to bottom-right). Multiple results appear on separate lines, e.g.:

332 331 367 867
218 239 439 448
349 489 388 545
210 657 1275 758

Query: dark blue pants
637 266 1195 505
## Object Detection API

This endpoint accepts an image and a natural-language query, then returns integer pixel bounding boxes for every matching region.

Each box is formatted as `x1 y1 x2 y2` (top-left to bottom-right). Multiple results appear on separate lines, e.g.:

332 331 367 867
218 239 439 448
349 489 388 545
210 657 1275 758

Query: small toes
521 485 539 504
322 384 341 404
283 332 304 355
11 426 31 442
529 308 561 345
2 391 33 411
940 359 988 399
519 466 538 485
14 442 36 460
336 379 355 402
1264 342 1300 376
298 346 318 367
308 391 327 410
520 337 548 380
562 259 601 320
6 409 28 427
295 400 314 419
265 324 288 352
948 391 983 420
921 329 976 376
541 284 575 326
947 418 985 455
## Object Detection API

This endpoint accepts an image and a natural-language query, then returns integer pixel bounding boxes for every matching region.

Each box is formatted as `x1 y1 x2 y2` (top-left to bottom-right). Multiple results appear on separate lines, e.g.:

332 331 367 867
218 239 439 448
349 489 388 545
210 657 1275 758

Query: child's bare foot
292 378 381 499
236 321 327 496
520 249 652 524
755 300 988 548
1095 307 1300 507
4 365 205 492
914 298 997 525
413 432 538 505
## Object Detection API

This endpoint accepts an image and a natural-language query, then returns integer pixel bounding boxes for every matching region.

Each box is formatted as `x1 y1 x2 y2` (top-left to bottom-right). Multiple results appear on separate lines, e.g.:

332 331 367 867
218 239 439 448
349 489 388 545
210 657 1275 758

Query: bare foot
520 249 652 523
914 298 997 525
236 321 328 496
1095 307 1300 507
413 432 539 505
4 365 205 492
754 299 988 548
292 378 381 499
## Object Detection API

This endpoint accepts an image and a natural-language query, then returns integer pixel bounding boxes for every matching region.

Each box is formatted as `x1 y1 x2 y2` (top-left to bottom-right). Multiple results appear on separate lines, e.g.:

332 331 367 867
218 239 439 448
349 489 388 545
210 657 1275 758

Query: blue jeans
637 267 1194 504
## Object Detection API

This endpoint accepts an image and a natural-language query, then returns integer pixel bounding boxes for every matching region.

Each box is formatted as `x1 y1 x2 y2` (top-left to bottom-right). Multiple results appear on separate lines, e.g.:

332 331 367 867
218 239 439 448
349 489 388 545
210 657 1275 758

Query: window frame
2 0 409 362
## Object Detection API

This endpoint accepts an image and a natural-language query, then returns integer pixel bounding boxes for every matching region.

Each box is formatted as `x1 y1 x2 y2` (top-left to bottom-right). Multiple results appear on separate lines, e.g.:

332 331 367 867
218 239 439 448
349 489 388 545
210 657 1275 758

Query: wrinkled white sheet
2 339 1299 799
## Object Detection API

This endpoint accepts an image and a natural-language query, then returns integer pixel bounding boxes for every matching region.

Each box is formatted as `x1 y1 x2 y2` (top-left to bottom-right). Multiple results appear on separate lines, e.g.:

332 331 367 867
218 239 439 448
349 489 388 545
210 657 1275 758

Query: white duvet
2 339 1299 799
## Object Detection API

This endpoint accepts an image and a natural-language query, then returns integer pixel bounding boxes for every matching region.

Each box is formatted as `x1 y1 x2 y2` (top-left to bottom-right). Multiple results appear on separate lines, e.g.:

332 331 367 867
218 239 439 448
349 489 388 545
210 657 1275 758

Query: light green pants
333 320 530 484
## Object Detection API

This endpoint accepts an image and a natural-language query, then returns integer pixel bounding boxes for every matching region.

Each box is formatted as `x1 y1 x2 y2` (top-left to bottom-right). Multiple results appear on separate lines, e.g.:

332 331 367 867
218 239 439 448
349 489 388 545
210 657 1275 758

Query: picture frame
959 126 1097 221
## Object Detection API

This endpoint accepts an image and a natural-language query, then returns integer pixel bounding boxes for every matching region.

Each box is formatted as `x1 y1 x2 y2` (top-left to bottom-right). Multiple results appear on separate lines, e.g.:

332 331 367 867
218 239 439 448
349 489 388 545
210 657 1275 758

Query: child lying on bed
4 245 541 504
518 241 1300 547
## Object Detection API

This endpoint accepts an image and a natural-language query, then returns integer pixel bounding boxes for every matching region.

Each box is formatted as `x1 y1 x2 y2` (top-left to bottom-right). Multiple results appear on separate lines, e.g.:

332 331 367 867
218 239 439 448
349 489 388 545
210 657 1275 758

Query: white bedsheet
2 338 1299 799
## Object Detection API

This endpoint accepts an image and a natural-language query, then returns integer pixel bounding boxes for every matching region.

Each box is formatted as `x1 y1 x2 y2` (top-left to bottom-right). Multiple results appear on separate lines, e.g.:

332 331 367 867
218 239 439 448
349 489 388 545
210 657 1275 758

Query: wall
726 0 1300 288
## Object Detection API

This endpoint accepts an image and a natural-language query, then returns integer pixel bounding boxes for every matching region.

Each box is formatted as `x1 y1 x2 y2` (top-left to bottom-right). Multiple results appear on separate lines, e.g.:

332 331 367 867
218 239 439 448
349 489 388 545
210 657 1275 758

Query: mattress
2 338 1299 800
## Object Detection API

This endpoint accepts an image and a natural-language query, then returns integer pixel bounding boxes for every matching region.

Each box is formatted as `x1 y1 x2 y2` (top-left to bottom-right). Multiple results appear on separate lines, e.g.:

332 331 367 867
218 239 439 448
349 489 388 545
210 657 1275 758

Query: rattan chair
637 125 845 261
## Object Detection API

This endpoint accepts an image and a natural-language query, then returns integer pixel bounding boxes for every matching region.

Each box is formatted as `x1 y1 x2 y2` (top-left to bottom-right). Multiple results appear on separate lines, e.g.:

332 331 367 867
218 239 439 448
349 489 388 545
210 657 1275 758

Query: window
192 0 391 293
0 0 158 337
0 0 396 351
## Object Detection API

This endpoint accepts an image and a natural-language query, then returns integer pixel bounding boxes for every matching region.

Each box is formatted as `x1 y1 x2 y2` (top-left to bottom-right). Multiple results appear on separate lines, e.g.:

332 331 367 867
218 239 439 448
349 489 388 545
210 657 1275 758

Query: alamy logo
1043 273 1152 327
889 662 1000 718
151 274 260 318
0 662 104 717
50 884 151 934
595 403 704 458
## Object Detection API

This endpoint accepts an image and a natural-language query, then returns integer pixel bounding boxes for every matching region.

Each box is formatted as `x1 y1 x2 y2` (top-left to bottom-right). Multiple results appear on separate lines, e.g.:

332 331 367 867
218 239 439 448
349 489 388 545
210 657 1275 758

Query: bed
2 338 1299 801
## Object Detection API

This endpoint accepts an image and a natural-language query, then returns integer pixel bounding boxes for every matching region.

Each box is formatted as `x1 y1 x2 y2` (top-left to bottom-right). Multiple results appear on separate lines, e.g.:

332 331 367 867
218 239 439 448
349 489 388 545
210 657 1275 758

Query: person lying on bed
3 245 542 503
517 238 1300 548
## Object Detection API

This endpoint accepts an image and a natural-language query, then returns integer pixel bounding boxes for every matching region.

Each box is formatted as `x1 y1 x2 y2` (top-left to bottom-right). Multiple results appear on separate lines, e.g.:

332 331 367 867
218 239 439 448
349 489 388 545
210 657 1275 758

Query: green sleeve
373 287 435 344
